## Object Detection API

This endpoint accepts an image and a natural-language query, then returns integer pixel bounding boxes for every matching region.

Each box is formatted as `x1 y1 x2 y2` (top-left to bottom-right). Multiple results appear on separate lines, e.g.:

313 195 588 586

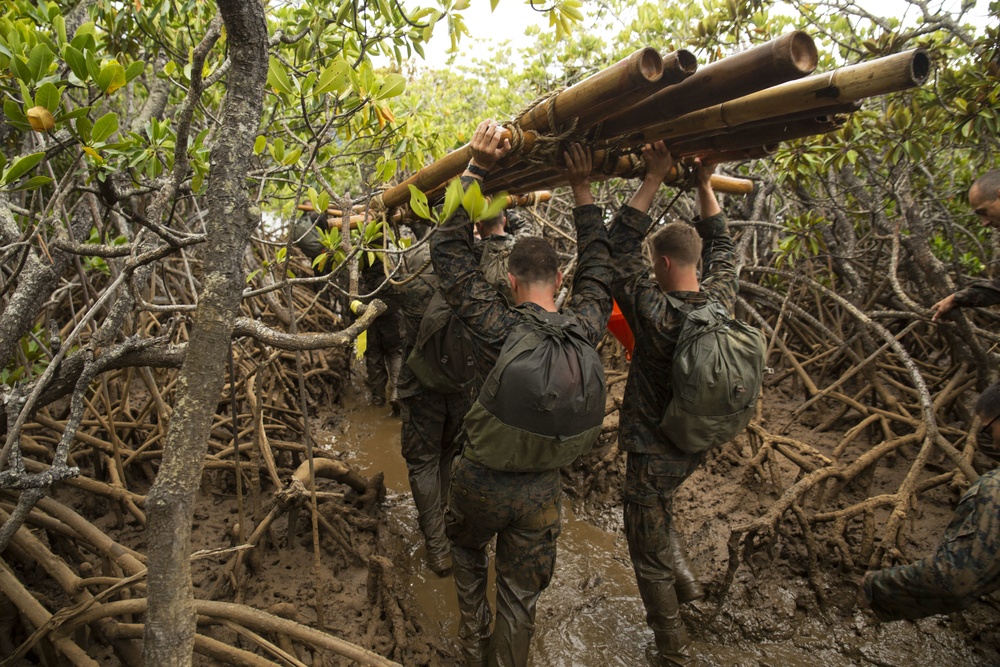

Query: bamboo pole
376 48 680 211
517 48 697 135
614 49 930 147
671 115 845 157
596 31 819 140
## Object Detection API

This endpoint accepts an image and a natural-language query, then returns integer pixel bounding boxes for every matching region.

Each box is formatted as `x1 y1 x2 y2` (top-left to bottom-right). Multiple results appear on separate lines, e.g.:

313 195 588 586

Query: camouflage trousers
399 390 469 565
445 456 561 667
623 451 704 666
365 308 402 407
864 466 1000 621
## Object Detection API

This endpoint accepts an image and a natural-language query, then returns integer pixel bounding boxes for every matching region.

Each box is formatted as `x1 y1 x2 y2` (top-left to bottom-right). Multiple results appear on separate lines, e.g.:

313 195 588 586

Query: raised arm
562 143 612 343
430 121 518 348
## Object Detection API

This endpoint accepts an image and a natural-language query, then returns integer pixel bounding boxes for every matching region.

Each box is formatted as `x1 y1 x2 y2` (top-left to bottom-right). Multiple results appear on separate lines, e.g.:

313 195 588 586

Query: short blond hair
648 222 702 266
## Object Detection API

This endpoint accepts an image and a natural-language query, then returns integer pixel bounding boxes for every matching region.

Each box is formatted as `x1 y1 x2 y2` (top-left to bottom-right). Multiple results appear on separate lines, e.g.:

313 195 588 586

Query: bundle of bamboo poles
371 31 929 216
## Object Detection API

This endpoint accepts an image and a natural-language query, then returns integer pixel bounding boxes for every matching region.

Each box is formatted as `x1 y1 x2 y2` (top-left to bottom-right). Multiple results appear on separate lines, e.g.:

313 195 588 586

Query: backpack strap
665 293 694 313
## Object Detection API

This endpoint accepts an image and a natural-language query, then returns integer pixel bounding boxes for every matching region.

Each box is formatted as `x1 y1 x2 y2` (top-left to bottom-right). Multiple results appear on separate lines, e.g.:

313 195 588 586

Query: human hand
563 143 593 188
469 119 511 171
642 141 674 181
930 292 957 321
694 157 717 189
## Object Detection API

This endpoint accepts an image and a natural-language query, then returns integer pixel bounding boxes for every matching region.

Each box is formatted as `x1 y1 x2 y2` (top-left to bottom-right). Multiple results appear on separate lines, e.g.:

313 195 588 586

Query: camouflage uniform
360 258 403 409
953 277 1000 309
609 207 736 666
431 185 612 667
397 237 471 572
864 466 1000 621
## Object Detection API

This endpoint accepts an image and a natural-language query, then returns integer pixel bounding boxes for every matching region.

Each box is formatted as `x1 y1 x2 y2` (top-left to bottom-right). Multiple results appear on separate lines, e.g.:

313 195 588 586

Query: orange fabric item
607 300 634 360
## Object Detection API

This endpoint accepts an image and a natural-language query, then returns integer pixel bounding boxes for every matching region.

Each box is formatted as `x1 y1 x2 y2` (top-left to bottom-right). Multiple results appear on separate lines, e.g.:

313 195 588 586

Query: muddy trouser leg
670 526 704 603
400 392 465 568
489 472 561 667
447 458 504 667
365 322 388 405
387 347 403 411
624 453 700 667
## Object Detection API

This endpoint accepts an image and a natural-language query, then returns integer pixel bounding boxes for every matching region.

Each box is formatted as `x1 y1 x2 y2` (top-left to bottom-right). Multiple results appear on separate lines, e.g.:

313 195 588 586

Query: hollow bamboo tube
620 49 930 147
377 49 680 211
519 49 698 137
671 115 845 157
596 31 819 140
517 47 666 133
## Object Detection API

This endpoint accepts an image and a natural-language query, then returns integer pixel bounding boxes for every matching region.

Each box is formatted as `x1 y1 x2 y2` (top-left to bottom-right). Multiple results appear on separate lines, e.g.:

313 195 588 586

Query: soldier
863 380 1000 620
359 254 403 413
396 223 470 576
606 142 736 667
930 169 1000 320
431 120 612 667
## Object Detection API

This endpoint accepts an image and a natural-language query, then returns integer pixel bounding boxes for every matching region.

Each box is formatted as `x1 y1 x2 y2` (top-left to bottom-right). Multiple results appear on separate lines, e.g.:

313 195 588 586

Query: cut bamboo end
635 46 665 82
782 30 819 77
663 49 699 81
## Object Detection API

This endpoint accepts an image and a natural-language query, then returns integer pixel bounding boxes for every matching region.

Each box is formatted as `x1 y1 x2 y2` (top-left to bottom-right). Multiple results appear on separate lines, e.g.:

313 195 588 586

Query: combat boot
669 526 704 603
652 626 696 667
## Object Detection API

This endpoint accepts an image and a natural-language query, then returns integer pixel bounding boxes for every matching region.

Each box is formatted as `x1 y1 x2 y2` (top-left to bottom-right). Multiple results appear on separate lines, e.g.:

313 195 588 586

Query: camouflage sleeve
567 204 614 345
864 468 1000 621
953 277 1000 309
429 176 518 349
695 213 738 313
608 204 658 333
609 209 735 333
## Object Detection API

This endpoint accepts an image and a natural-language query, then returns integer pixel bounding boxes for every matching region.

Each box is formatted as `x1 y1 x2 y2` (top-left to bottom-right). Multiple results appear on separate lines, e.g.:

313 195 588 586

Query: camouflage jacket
864 466 1000 621
954 276 1000 309
430 178 613 381
396 236 438 399
609 208 737 455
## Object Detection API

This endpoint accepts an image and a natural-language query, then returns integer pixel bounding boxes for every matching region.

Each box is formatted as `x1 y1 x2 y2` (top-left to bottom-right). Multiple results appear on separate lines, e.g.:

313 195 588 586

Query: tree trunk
141 1 268 665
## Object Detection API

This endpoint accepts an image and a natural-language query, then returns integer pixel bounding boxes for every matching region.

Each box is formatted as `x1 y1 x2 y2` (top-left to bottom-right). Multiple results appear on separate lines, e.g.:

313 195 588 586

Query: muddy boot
387 348 403 416
427 547 453 577
652 627 696 667
669 526 704 604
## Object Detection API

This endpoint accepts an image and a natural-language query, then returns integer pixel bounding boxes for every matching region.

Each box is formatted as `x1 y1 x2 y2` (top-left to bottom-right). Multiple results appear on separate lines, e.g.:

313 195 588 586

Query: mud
333 371 1000 667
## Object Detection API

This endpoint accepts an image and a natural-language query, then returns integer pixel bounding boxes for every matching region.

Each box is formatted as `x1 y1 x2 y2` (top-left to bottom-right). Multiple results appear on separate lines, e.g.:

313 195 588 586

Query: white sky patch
410 0 994 71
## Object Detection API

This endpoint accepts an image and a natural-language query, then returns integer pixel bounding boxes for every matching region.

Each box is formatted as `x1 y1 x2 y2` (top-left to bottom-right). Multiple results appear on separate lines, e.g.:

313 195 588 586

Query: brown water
327 384 993 667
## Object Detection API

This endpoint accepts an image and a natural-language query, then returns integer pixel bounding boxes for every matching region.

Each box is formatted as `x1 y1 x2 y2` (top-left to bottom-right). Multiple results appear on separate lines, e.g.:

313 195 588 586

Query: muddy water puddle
325 385 987 667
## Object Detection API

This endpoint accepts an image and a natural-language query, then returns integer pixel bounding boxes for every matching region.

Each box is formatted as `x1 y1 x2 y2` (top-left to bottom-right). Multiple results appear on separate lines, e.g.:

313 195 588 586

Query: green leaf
10 175 53 191
462 179 485 219
91 112 118 143
10 55 32 83
375 73 406 100
34 82 60 112
28 43 54 81
0 153 6 174
253 135 266 155
283 147 302 165
77 115 93 143
2 152 46 186
97 60 127 94
313 59 350 96
481 192 508 222
267 57 294 95
125 61 145 82
63 45 88 80
3 100 30 130
85 50 101 83
442 177 463 221
317 190 330 214
408 184 431 220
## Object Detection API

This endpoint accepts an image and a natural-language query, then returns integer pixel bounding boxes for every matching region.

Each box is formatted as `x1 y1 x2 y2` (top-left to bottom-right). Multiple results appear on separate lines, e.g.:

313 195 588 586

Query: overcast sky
414 0 993 70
